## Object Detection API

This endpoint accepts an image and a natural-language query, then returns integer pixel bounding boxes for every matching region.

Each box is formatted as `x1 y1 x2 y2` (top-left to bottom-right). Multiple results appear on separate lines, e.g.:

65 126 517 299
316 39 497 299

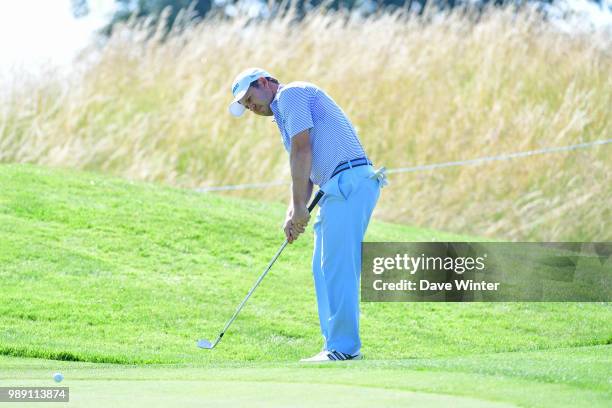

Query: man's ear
259 76 268 88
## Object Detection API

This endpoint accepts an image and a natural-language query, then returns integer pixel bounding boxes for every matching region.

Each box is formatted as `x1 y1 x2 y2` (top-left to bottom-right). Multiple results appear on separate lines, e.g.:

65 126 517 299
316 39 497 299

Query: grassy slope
0 163 610 366
1 164 611 407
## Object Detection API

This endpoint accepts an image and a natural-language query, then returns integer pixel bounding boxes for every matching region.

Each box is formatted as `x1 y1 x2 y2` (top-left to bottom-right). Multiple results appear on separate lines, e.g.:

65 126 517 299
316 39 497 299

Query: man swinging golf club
229 68 386 362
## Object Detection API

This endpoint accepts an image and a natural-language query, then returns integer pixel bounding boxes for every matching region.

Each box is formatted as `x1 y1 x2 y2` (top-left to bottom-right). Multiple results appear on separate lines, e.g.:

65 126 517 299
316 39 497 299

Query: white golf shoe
300 350 363 362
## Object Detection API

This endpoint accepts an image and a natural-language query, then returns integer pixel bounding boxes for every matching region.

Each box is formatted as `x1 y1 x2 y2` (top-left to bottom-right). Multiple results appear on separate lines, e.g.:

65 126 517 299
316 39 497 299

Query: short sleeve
279 87 314 138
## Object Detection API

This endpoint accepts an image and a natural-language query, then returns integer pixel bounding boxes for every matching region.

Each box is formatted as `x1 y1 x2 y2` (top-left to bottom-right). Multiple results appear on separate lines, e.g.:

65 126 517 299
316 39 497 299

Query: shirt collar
270 84 283 123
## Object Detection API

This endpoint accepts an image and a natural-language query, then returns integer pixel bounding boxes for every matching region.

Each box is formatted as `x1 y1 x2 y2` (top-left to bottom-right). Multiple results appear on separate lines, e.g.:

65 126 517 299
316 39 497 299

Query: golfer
229 68 386 362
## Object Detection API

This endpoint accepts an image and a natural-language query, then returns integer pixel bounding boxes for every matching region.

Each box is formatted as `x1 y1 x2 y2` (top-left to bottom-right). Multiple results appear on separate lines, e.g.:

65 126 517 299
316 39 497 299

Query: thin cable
196 180 288 192
387 138 612 174
196 138 612 192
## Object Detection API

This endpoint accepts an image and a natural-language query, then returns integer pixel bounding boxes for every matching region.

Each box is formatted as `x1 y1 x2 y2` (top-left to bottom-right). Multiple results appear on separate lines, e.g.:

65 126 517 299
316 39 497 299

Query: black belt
331 157 372 179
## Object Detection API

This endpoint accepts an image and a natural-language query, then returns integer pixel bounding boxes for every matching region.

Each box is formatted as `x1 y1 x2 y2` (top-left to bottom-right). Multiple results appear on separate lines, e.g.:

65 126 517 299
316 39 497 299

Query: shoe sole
299 354 363 363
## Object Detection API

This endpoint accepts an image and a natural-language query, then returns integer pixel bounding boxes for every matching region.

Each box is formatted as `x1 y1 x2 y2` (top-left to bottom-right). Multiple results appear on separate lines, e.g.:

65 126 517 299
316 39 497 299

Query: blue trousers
312 165 381 355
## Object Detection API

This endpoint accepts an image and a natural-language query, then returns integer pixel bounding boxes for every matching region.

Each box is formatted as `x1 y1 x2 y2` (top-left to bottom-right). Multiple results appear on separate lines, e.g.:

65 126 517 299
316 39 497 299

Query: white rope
196 180 288 192
196 138 612 192
386 139 612 174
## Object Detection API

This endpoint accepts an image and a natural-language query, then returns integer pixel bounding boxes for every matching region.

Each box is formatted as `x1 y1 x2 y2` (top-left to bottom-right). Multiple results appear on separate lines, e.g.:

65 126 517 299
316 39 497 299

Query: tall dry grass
1 6 610 240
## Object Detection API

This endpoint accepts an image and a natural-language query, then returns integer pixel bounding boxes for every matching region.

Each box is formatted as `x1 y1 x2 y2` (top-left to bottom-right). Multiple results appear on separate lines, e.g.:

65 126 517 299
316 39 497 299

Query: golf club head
197 339 214 349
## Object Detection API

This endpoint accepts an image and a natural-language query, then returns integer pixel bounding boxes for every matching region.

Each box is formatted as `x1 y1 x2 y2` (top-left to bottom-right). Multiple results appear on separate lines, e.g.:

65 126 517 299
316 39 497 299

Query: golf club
197 190 325 350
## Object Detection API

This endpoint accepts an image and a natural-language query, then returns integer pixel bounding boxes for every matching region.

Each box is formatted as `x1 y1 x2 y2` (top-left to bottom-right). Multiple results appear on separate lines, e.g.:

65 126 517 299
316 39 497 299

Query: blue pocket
338 172 355 200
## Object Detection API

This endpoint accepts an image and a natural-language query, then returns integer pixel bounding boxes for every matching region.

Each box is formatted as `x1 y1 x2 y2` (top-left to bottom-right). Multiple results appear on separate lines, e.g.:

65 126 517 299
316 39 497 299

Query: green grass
0 163 610 407
1 346 610 407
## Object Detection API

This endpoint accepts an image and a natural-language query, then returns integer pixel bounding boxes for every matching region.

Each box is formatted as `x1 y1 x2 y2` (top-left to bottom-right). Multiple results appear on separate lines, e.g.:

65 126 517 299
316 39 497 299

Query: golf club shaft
210 190 324 346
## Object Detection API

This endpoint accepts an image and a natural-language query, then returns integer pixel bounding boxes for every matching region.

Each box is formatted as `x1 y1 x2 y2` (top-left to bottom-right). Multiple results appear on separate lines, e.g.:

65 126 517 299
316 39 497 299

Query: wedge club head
197 339 214 349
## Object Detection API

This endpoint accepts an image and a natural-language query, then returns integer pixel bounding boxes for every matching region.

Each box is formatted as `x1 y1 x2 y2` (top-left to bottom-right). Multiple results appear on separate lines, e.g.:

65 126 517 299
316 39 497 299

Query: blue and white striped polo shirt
270 82 367 186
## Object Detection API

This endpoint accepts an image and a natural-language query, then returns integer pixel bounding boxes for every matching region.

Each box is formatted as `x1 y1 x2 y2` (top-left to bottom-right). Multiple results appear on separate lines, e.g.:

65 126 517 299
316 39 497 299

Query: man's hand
283 206 295 242
284 204 310 243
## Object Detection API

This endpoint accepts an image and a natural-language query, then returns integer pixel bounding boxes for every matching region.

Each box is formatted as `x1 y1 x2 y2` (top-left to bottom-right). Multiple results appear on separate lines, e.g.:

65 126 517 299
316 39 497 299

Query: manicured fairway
0 164 610 407
0 379 515 408
1 345 610 407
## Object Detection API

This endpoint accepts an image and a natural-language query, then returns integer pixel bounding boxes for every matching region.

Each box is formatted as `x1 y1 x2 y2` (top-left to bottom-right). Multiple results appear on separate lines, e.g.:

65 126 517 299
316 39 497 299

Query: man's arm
290 129 312 208
283 129 312 243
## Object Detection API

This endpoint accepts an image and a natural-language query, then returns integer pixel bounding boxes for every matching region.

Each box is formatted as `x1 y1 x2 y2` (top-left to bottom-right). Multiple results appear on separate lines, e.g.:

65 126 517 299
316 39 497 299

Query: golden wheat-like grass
1 6 610 240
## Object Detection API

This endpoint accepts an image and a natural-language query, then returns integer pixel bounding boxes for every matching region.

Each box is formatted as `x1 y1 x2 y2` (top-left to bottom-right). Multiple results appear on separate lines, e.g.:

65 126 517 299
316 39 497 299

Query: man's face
239 78 274 116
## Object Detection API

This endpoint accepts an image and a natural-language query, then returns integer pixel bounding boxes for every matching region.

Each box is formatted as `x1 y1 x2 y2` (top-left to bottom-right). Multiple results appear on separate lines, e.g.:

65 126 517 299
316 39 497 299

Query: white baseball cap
229 67 272 117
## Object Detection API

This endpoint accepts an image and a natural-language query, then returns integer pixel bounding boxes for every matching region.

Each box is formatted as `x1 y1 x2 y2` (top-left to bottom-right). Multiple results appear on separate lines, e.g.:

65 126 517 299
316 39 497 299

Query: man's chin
251 105 273 116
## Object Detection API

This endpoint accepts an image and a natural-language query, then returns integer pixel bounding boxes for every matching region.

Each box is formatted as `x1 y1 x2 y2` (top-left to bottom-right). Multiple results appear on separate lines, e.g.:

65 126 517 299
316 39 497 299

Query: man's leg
318 171 380 355
312 213 330 350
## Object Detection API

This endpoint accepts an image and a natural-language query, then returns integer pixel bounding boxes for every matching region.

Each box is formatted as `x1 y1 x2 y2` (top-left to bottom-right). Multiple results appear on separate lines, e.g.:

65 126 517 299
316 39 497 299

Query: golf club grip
307 190 324 213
